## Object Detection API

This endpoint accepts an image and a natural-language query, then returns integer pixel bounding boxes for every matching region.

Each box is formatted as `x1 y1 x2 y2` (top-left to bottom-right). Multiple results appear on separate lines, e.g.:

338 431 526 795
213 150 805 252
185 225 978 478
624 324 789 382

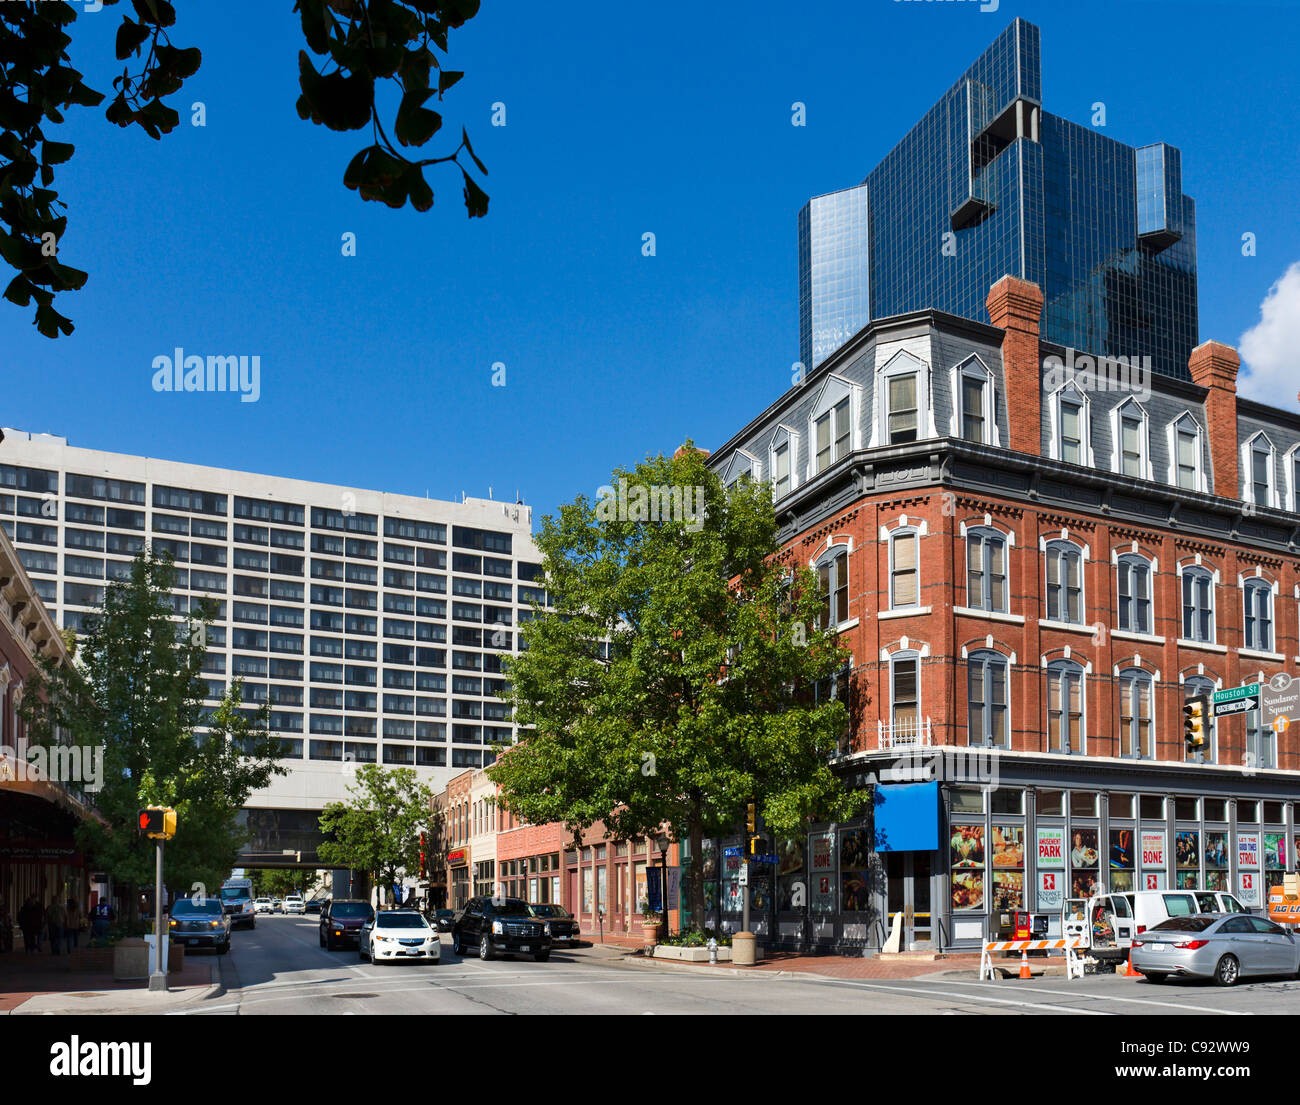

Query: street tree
318 765 432 906
0 0 487 337
20 548 289 925
487 445 866 927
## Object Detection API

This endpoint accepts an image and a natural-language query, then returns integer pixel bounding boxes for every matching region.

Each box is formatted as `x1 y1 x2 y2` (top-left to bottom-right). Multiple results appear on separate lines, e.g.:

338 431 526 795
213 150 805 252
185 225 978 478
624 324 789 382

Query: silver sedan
1131 913 1300 985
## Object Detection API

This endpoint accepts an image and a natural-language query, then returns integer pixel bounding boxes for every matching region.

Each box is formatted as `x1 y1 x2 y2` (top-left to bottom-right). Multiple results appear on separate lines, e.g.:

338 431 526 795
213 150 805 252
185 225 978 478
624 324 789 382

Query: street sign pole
741 861 750 934
148 839 167 992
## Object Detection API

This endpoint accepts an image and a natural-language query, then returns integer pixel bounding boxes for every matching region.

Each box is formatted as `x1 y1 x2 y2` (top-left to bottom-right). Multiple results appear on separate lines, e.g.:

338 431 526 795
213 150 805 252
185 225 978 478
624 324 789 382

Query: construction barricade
979 937 1086 982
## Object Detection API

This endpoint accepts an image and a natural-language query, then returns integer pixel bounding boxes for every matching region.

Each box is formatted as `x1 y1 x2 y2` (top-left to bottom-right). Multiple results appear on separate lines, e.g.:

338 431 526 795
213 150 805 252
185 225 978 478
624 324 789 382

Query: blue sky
3 0 1298 523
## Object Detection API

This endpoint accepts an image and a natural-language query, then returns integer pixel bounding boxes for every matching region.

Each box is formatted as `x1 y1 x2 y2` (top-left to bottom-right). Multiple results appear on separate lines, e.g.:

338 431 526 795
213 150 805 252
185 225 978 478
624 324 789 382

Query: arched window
1045 541 1084 624
1245 433 1276 509
1183 676 1215 765
1180 565 1215 644
1046 659 1084 755
966 527 1008 613
1117 554 1153 635
1170 413 1204 491
1243 578 1274 652
1114 398 1151 480
816 546 850 629
1118 668 1154 760
889 528 920 609
967 650 1009 748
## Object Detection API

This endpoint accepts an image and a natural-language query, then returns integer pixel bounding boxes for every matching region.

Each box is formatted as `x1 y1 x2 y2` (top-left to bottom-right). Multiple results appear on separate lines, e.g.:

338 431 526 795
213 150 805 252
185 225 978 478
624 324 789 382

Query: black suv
453 897 551 961
528 903 579 944
320 899 375 950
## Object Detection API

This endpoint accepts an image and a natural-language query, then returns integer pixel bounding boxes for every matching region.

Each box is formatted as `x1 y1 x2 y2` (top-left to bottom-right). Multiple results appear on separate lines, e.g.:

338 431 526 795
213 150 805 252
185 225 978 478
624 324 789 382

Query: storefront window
990 826 1024 910
582 866 593 912
1140 795 1164 820
1203 799 1227 822
1239 802 1260 824
990 789 1023 815
1108 793 1135 819
950 824 985 911
841 828 871 912
810 832 835 914
1174 797 1199 821
1264 833 1287 871
951 788 984 814
1070 792 1098 818
1140 830 1166 891
1069 829 1099 897
1109 829 1134 892
1037 790 1065 816
1174 831 1200 889
1264 802 1285 824
1204 832 1229 890
777 837 804 911
596 865 607 913
1237 831 1261 906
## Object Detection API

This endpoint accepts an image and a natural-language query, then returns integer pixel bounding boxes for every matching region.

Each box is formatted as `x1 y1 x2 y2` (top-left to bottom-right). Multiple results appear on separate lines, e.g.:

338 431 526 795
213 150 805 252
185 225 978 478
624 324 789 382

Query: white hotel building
0 429 544 866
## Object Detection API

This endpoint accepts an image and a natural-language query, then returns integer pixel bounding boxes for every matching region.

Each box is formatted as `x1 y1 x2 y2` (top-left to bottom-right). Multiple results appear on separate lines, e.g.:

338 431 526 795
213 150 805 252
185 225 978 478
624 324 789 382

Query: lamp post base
147 971 168 993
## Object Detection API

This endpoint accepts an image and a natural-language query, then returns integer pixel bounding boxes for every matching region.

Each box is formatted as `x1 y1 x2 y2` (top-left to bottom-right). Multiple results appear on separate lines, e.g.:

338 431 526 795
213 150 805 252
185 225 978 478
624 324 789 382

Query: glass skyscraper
798 18 1198 380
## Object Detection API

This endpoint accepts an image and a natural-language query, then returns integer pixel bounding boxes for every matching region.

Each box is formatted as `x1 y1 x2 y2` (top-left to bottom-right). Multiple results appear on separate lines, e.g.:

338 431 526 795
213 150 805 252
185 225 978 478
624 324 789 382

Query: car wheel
535 950 550 963
453 929 463 956
359 941 368 962
1214 955 1240 987
1143 971 1168 984
479 934 494 961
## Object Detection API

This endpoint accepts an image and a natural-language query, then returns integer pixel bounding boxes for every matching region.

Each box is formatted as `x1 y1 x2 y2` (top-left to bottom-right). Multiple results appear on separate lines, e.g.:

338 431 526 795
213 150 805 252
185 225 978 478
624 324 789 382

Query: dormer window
1172 414 1203 491
955 360 996 445
1247 434 1276 509
770 428 798 501
1114 399 1150 480
888 375 918 444
810 379 854 475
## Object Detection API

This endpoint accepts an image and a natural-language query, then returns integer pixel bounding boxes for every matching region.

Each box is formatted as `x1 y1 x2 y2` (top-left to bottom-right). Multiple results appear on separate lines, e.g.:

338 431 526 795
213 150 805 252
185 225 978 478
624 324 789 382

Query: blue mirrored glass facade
798 18 1198 380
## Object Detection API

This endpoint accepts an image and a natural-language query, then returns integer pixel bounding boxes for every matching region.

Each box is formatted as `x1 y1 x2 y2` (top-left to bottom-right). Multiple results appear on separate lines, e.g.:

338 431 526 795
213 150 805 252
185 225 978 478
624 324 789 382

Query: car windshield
1149 916 1216 933
530 904 568 918
375 913 428 929
220 887 250 900
485 899 532 916
331 903 372 918
172 899 224 916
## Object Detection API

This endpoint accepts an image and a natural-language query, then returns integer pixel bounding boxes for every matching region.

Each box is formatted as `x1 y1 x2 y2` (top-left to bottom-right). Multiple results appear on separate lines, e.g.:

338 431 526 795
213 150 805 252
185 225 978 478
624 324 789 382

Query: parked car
1117 889 1250 936
1065 888 1253 970
320 899 374 949
528 903 579 944
271 898 283 914
1132 913 1300 985
168 897 231 954
430 909 456 932
252 897 273 915
359 910 440 964
453 896 551 961
305 898 326 915
283 896 305 915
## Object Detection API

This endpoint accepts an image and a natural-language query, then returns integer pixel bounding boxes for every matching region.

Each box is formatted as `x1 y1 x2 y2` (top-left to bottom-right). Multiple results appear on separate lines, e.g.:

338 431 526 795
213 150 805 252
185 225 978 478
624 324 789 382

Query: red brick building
706 275 1300 953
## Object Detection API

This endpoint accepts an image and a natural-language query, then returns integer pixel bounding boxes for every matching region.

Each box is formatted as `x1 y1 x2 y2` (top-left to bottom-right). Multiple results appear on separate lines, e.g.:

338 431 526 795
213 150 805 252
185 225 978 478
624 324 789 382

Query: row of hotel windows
819 532 1292 654
880 648 1279 768
743 360 1300 510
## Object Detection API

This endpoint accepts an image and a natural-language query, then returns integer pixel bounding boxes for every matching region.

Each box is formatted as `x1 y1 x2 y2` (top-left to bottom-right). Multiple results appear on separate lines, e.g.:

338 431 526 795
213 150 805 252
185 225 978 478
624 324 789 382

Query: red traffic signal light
137 807 176 839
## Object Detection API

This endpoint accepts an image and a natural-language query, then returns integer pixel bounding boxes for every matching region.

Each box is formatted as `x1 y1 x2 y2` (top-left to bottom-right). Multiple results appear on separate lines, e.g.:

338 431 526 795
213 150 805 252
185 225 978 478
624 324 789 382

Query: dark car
528 903 579 945
168 897 231 954
305 898 326 915
320 899 375 950
453 896 551 962
430 909 456 932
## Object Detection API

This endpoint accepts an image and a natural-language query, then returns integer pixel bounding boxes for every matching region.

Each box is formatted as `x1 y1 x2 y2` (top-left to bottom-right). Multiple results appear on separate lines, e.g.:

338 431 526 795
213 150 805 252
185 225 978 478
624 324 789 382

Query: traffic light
137 807 177 840
1184 695 1209 754
745 801 756 835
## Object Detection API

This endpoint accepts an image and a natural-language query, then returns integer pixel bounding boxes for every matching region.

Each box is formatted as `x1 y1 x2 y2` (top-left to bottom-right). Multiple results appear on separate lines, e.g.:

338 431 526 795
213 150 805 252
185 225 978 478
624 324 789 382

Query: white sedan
252 897 274 914
359 910 440 964
283 896 305 915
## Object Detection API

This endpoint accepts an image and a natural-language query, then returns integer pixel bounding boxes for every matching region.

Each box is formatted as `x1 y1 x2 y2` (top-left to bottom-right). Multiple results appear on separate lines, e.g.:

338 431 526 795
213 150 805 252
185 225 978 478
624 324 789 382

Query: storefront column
1025 787 1037 915
1228 798 1238 897
1099 790 1110 894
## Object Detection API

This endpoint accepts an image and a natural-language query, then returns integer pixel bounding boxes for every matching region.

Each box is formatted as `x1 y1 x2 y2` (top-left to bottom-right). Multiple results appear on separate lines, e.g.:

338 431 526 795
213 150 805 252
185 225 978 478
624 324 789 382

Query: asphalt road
173 915 1300 1016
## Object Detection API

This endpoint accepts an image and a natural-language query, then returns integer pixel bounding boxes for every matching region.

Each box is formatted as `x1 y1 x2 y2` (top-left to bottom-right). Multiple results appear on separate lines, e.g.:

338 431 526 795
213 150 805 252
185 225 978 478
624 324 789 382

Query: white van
1117 889 1250 938
1063 889 1250 970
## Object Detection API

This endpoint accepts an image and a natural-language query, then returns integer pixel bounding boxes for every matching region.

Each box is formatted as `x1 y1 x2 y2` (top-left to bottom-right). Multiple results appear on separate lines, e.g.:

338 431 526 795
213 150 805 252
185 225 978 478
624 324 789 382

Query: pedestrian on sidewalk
46 897 66 955
91 899 114 944
64 898 83 952
18 896 43 953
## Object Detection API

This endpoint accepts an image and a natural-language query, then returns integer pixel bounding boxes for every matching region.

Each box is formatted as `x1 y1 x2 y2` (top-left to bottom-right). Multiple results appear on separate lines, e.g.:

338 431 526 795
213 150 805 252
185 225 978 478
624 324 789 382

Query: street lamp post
658 838 669 936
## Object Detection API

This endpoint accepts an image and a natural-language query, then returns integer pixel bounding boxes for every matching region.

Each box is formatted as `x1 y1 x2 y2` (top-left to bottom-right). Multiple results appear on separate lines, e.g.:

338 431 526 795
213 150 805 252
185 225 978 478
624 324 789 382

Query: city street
178 915 1300 1016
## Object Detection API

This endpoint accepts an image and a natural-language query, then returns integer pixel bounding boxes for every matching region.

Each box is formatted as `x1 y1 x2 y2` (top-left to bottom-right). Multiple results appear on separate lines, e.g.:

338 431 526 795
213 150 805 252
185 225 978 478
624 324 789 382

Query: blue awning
875 781 939 852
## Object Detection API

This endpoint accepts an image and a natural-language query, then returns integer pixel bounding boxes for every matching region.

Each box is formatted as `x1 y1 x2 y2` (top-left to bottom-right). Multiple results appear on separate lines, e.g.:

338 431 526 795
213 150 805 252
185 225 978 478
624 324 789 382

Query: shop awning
875 781 939 852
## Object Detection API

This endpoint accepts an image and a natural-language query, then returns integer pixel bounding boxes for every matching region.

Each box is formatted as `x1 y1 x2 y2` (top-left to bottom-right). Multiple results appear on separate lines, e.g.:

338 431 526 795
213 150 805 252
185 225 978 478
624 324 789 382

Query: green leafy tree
0 0 486 337
318 765 432 904
488 445 867 928
248 868 319 899
20 549 288 926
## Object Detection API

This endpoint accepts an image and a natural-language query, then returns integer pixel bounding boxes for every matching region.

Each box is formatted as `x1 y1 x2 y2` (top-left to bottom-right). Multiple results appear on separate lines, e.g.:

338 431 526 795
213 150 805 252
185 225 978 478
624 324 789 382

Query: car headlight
491 920 504 935
210 920 221 929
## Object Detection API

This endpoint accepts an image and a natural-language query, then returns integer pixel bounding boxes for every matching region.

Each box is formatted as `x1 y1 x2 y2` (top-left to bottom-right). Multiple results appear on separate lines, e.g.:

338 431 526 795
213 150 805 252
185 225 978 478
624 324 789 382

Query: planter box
113 938 150 981
652 944 732 962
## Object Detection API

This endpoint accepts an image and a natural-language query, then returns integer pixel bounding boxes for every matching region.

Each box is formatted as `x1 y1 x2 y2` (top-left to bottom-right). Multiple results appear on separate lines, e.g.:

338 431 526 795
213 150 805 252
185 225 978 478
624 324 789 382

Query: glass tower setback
798 184 871 370
798 18 1198 380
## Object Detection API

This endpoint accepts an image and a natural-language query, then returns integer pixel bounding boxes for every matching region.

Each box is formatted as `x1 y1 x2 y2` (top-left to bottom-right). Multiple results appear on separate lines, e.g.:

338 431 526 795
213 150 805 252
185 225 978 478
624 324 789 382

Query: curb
9 958 227 1016
609 951 991 985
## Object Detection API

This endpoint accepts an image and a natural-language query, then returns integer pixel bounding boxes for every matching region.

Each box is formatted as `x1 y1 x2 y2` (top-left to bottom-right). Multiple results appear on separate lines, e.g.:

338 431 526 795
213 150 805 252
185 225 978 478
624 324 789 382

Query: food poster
839 828 872 912
952 870 984 911
1069 829 1099 870
1109 871 1134 892
992 826 1024 868
951 823 984 911
991 871 1024 911
1175 831 1199 869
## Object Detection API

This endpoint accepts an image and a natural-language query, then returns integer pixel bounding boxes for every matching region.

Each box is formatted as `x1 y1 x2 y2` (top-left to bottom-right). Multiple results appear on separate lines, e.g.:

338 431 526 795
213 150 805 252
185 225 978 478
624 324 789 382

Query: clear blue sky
3 0 1298 523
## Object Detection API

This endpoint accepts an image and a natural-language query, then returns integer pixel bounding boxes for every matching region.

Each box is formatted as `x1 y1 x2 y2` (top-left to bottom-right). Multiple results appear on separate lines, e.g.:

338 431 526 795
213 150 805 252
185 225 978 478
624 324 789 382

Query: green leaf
461 169 488 218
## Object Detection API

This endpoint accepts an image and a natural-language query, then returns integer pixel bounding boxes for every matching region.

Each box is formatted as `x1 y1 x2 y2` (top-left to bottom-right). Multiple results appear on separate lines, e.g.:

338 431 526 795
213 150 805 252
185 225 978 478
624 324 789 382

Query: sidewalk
591 944 988 981
0 953 222 1015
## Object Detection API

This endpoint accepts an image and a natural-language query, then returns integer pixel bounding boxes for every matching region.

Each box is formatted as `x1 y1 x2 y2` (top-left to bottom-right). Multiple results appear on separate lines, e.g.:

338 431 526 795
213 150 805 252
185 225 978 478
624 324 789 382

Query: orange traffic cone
1019 951 1031 979
1121 950 1137 978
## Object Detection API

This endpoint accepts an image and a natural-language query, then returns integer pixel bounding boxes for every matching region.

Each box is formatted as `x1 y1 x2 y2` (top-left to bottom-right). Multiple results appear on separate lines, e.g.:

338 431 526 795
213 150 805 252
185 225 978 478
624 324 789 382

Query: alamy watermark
878 747 1000 788
0 739 104 791
152 349 261 403
1043 347 1152 403
595 479 706 532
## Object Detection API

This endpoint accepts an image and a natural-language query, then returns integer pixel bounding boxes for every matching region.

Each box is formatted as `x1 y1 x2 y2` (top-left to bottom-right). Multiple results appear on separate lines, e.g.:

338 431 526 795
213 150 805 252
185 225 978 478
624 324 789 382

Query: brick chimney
986 276 1044 456
1187 340 1240 499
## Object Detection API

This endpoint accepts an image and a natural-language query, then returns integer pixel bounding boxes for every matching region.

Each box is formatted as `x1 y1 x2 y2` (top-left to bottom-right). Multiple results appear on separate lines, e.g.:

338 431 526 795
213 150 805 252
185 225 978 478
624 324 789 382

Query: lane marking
931 978 1253 1016
791 977 1112 1015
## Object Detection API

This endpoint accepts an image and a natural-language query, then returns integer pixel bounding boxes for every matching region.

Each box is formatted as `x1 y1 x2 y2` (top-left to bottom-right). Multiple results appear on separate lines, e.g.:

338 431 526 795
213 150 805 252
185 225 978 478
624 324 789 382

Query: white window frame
1243 432 1277 509
1112 397 1152 481
888 526 922 611
1116 553 1153 636
722 449 759 489
950 355 999 447
1117 667 1155 761
1242 576 1275 653
889 649 922 734
1167 412 1206 493
768 427 799 502
1287 445 1300 514
965 526 1009 614
874 350 931 448
1046 658 1086 756
807 375 857 477
1043 539 1086 626
1049 381 1093 467
1180 564 1216 645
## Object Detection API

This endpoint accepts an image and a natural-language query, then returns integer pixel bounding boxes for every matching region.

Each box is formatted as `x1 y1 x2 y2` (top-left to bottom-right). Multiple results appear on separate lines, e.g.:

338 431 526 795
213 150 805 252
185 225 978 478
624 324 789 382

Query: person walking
18 896 42 953
46 897 66 955
64 897 83 952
